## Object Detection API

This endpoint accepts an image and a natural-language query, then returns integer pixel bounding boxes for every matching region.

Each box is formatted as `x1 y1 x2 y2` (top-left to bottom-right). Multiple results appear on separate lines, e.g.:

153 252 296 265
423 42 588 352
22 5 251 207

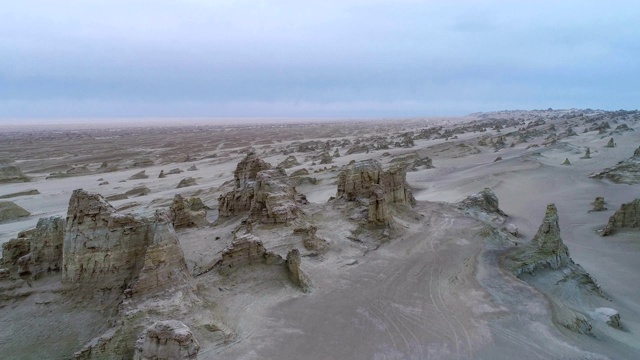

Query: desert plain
0 109 639 359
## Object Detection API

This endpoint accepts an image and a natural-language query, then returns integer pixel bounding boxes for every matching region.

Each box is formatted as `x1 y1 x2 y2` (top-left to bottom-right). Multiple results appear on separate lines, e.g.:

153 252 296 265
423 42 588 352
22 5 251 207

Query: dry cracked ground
0 109 639 359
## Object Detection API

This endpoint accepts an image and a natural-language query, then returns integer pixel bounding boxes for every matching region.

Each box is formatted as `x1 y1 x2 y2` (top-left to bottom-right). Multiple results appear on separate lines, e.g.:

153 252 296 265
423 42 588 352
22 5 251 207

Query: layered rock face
336 160 415 224
219 154 306 224
214 233 284 274
133 320 200 360
0 217 65 279
234 151 271 188
0 164 29 184
62 189 190 298
601 198 640 236
590 146 640 184
250 168 306 224
170 194 209 228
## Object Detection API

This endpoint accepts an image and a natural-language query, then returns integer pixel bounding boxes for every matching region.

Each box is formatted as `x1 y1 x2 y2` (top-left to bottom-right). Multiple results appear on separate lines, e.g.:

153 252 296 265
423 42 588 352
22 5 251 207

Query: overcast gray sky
1 0 638 120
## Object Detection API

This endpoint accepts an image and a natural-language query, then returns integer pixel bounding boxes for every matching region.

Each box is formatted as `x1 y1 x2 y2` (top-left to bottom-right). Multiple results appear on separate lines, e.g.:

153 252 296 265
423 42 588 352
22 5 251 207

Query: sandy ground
0 111 639 359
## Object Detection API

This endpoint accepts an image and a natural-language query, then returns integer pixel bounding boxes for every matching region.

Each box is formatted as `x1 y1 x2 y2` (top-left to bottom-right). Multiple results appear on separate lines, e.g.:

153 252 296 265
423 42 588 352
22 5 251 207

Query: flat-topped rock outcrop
134 320 200 360
336 159 415 224
62 189 191 298
601 198 640 236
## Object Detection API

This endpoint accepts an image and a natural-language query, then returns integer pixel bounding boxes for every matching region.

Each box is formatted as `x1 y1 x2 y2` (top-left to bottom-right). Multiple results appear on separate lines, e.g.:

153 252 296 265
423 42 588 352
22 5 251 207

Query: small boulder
176 177 197 188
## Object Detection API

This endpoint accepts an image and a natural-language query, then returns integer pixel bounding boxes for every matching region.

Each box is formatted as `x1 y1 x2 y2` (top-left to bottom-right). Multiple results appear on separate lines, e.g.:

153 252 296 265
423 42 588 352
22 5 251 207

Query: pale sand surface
0 110 639 359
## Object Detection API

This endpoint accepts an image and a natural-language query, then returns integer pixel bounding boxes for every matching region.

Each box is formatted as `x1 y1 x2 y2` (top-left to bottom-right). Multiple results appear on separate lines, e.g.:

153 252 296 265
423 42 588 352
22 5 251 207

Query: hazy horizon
2 1 639 122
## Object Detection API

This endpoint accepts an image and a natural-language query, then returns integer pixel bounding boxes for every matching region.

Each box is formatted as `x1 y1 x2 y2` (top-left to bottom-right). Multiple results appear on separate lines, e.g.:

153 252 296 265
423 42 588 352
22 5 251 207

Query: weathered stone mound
170 194 209 229
134 320 200 360
336 160 415 225
590 146 640 184
125 186 151 197
294 225 329 254
234 151 271 188
277 155 300 169
129 170 149 180
0 217 64 279
176 177 197 188
62 189 190 298
219 155 307 224
287 249 311 292
0 164 29 184
214 233 284 274
458 188 508 225
589 197 607 212
0 201 31 222
601 198 640 236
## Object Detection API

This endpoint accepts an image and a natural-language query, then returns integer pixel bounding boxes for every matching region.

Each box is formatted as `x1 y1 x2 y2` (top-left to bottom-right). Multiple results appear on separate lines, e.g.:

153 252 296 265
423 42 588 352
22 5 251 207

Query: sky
1 0 639 120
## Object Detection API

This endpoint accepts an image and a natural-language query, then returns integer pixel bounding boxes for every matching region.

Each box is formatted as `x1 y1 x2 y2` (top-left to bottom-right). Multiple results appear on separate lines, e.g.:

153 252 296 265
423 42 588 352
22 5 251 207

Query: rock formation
277 155 300 169
0 201 30 222
177 177 197 188
293 225 329 254
187 165 198 171
333 148 340 157
62 190 191 299
166 168 184 175
133 320 200 360
0 189 39 199
234 151 271 188
601 198 640 236
0 217 64 279
170 194 209 228
129 170 149 180
504 203 600 294
214 233 284 275
319 151 333 165
590 146 640 184
219 154 306 224
336 160 415 225
589 197 607 212
458 188 508 224
125 186 151 197
594 308 621 329
0 164 29 183
286 249 311 292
